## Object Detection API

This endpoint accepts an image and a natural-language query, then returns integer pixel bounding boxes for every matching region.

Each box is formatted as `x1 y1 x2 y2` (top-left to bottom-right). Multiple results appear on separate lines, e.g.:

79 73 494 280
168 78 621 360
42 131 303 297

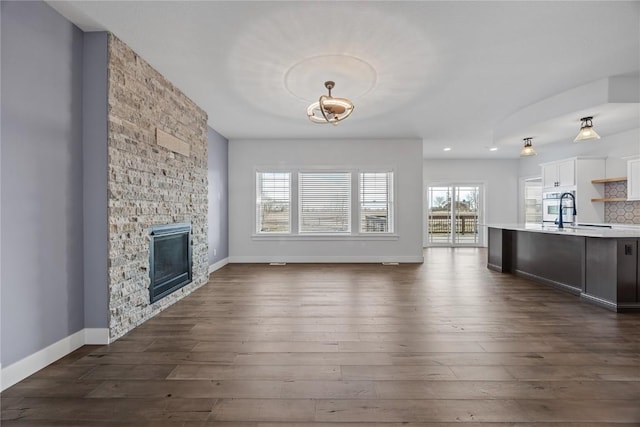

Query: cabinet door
628 159 640 201
616 239 638 303
542 164 559 188
557 159 575 187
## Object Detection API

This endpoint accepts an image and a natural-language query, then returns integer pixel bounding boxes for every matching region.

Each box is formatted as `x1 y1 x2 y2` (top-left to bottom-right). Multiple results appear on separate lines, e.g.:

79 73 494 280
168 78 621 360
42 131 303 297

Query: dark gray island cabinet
488 225 640 312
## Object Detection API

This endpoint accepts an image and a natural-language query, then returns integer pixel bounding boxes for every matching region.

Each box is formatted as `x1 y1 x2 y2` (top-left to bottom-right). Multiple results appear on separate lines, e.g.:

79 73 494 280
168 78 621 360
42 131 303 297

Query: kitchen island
487 224 640 312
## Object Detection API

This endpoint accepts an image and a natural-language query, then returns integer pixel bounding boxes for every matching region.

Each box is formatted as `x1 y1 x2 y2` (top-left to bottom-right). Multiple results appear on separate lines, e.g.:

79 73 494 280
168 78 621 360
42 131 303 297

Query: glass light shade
574 126 601 142
574 117 601 142
520 138 536 157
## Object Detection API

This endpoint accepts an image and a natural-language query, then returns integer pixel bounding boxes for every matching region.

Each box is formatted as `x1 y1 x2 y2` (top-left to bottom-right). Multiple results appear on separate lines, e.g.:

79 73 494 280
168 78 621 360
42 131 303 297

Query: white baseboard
84 328 110 345
227 255 425 263
208 257 229 274
1 327 109 391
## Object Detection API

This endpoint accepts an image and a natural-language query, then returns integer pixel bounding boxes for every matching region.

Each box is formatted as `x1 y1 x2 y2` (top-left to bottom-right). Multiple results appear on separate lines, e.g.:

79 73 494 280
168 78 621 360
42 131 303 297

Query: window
360 172 393 233
256 172 290 233
255 169 395 236
299 172 351 233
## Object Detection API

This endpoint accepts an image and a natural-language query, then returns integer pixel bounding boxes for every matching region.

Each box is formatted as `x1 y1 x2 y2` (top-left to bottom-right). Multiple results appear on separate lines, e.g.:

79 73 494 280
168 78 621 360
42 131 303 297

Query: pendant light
307 81 354 125
520 137 537 157
574 116 601 142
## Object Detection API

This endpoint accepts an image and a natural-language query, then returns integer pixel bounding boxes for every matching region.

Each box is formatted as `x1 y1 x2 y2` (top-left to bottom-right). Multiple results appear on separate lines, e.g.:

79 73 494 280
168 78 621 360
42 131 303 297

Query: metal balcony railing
427 212 478 234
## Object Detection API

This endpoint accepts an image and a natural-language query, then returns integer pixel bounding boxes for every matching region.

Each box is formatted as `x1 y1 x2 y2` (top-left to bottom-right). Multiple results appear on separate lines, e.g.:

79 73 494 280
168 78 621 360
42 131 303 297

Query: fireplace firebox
149 223 192 303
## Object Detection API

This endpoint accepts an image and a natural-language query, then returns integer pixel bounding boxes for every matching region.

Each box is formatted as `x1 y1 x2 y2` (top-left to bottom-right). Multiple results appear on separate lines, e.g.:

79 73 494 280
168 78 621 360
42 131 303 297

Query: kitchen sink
541 224 612 231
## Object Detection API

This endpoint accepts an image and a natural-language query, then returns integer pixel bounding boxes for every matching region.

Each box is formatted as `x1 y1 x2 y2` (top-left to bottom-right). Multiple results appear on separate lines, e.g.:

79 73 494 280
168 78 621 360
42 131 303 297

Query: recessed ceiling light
443 147 452 152
489 147 498 151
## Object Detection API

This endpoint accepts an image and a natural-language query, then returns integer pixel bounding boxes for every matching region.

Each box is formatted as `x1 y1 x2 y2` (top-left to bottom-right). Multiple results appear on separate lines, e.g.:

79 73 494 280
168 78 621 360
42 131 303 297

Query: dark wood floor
3 248 640 426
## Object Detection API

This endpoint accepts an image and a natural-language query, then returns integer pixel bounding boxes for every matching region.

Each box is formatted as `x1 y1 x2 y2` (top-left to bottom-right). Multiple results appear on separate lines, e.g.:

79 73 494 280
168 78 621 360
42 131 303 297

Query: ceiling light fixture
443 147 452 152
574 116 601 142
307 81 354 125
520 137 537 157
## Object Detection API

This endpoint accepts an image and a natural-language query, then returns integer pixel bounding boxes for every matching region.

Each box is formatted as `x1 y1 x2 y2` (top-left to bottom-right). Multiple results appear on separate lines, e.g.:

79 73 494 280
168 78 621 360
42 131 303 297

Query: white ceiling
48 1 640 158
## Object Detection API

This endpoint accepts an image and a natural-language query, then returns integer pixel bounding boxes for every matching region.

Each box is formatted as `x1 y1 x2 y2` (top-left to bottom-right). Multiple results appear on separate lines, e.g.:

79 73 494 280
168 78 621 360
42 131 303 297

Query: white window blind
299 172 351 233
360 172 394 233
256 172 290 233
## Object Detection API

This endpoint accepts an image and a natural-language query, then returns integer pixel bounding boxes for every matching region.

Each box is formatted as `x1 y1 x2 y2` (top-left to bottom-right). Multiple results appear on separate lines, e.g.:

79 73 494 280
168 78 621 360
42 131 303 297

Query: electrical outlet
214 248 217 256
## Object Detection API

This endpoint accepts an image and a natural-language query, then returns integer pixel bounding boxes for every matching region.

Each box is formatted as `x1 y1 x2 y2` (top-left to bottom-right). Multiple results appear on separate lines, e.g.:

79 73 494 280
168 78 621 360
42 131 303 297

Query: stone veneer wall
107 34 209 340
604 181 640 224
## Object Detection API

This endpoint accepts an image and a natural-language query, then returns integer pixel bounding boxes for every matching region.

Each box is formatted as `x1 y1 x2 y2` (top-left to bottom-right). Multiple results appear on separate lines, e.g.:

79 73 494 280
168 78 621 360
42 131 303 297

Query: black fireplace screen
149 223 192 303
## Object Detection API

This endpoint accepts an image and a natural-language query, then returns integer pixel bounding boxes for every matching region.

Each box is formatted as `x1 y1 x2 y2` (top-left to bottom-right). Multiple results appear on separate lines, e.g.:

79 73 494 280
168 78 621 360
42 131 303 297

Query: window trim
253 167 396 238
255 170 292 235
251 233 399 241
298 170 352 234
358 171 395 234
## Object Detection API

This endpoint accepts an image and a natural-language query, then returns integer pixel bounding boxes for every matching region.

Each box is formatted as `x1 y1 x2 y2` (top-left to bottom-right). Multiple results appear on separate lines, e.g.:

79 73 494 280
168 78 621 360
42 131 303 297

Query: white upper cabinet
542 159 575 189
628 159 640 201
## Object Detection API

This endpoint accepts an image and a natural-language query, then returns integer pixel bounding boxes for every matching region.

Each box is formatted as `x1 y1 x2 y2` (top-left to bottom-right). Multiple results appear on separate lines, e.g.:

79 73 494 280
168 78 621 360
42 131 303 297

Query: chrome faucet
557 192 576 229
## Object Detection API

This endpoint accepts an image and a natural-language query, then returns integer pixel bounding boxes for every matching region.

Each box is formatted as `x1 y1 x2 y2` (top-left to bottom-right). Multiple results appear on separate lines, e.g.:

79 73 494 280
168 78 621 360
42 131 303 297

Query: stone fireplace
107 34 209 340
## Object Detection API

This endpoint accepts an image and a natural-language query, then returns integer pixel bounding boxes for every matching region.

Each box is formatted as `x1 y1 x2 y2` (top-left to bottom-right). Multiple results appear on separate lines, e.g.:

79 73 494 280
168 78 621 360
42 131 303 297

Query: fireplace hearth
149 223 192 303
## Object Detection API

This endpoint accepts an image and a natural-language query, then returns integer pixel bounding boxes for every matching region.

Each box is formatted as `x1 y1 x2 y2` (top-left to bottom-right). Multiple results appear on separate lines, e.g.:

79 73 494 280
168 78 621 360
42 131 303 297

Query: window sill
252 234 400 241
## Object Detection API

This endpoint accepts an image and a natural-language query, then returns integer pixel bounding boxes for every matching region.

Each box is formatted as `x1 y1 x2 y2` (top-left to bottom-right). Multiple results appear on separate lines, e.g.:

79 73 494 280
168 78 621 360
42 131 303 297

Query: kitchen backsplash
604 181 640 224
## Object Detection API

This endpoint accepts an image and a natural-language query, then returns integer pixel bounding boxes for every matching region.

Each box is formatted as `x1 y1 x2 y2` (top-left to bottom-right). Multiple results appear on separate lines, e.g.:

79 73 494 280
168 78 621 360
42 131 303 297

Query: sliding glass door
426 184 483 246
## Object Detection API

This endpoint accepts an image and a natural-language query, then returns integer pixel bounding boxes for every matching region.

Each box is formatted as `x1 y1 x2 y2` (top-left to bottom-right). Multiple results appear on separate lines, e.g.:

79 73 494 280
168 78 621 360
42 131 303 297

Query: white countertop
484 223 640 238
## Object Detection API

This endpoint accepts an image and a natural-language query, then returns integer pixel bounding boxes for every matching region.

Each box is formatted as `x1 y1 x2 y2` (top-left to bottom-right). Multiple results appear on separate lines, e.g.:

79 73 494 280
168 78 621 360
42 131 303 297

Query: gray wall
423 159 521 246
228 138 424 262
423 159 521 223
208 126 229 265
82 32 109 328
519 128 640 178
1 1 85 366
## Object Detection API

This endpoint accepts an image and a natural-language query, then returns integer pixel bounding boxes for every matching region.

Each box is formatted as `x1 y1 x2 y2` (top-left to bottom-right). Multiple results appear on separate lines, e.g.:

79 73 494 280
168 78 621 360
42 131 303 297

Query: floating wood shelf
591 197 627 202
591 177 627 183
